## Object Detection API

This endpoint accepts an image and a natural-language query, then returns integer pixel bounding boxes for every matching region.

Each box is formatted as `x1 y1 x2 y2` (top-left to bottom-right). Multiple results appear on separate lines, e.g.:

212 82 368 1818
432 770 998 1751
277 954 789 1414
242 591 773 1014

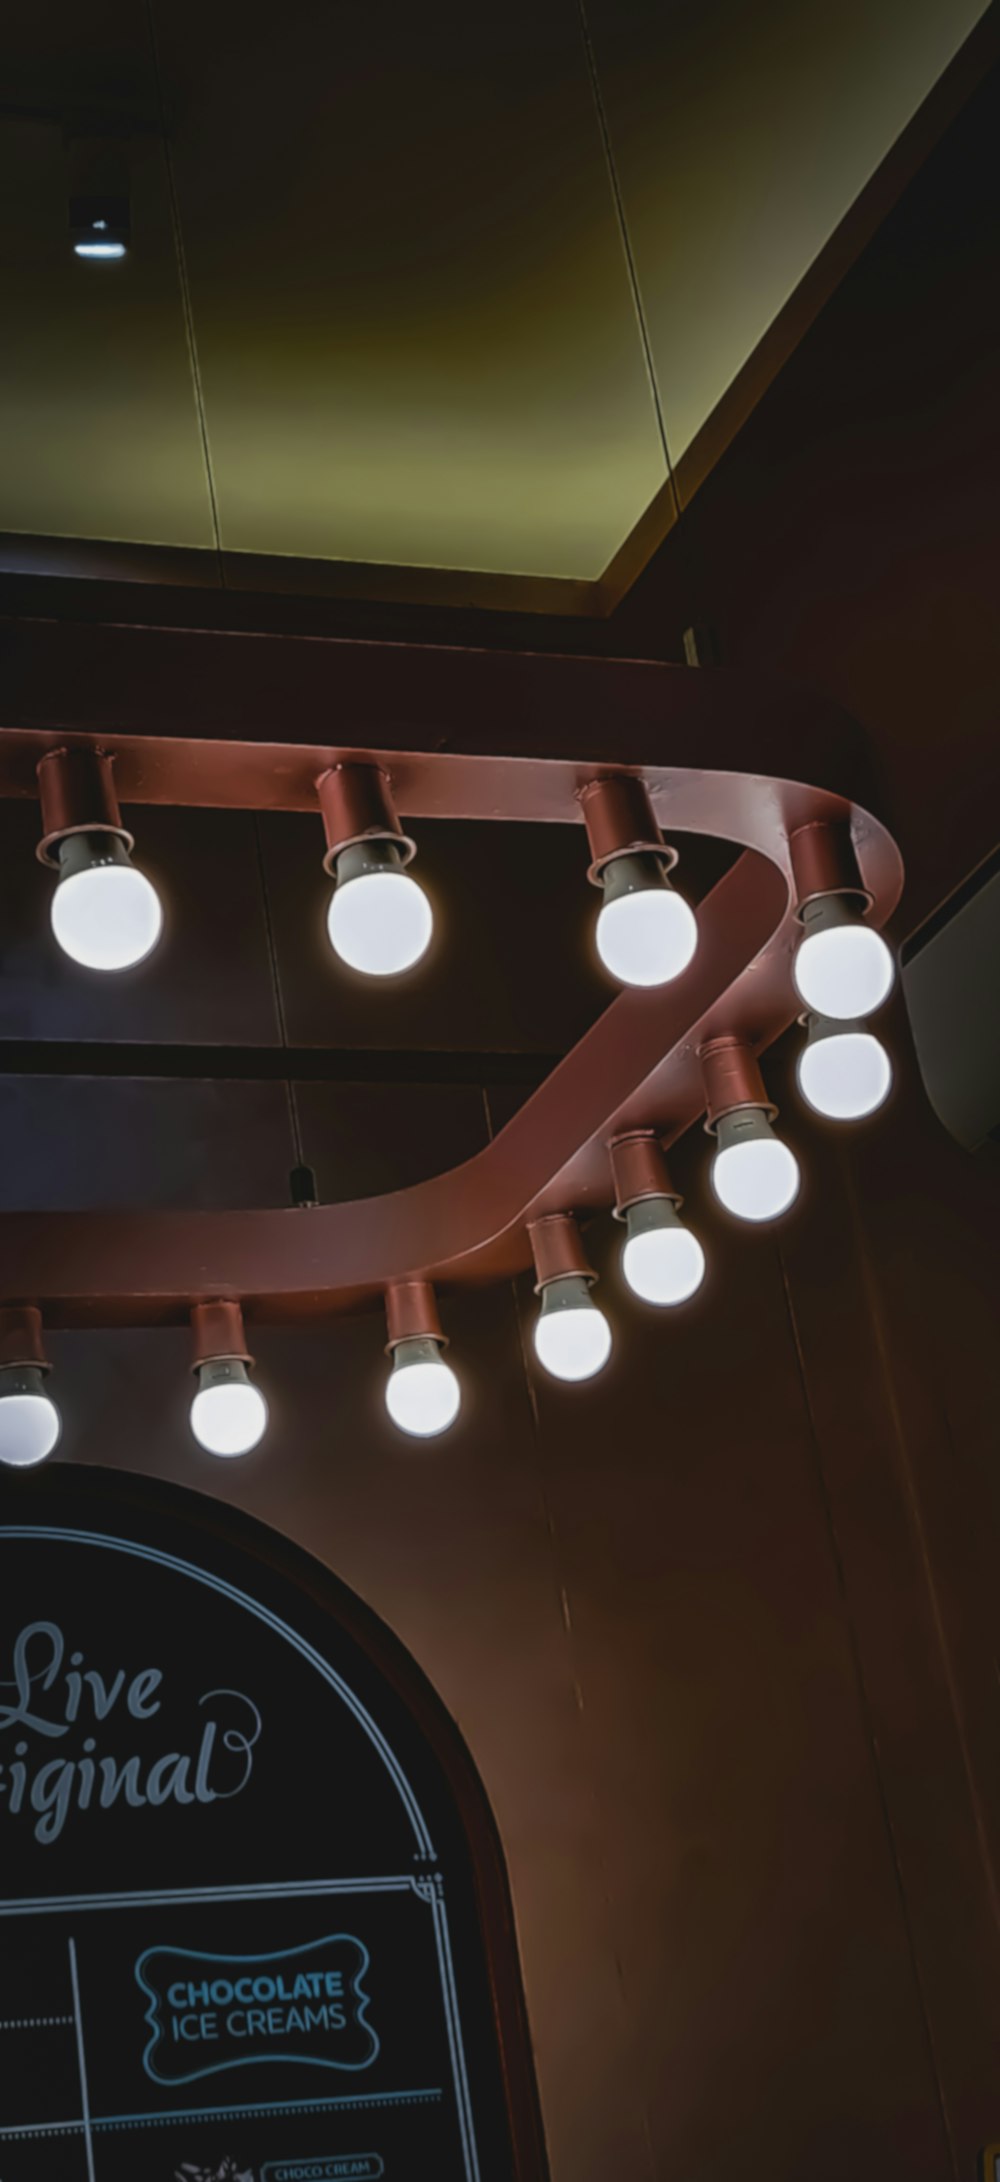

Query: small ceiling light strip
69 193 130 261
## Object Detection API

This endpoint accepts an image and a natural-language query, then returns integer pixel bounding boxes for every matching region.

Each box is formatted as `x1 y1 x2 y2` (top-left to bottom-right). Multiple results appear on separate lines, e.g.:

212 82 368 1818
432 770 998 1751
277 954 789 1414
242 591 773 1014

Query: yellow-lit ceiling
0 0 990 602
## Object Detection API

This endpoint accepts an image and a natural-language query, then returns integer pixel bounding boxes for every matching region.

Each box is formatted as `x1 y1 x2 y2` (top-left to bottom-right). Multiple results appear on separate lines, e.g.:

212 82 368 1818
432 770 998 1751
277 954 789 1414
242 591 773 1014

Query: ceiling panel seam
574 0 679 528
144 0 226 577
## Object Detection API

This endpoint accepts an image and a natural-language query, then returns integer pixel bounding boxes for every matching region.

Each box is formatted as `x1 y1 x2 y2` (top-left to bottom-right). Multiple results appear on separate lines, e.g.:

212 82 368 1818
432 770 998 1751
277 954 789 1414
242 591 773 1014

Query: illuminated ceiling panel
0 1 212 548
0 0 990 597
585 0 990 470
153 0 665 580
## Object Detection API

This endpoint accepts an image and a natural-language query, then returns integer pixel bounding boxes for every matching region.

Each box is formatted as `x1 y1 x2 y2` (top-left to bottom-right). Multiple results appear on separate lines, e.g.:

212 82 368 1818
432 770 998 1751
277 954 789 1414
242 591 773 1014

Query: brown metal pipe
0 1305 50 1372
578 774 675 885
191 1298 252 1369
699 1035 776 1132
609 1131 680 1218
385 1278 444 1351
317 763 416 876
36 747 132 868
528 1213 595 1293
788 820 870 916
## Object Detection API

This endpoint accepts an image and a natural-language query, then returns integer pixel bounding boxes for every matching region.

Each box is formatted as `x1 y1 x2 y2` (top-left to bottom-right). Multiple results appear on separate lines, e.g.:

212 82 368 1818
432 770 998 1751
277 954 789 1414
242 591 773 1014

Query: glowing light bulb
711 1109 800 1223
533 1275 612 1381
596 853 697 988
51 833 162 972
798 1017 892 1120
621 1198 706 1306
0 1368 61 1467
190 1360 268 1457
74 239 127 259
794 895 894 1020
386 1337 460 1437
327 841 432 977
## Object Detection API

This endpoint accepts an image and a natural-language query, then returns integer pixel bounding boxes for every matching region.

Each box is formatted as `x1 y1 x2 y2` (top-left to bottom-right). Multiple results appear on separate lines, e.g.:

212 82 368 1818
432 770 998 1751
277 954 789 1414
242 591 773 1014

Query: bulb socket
609 1131 680 1218
599 850 673 909
714 1107 775 1158
55 831 134 887
385 1279 446 1353
317 764 416 877
579 775 676 887
788 821 870 919
700 1035 776 1135
0 1305 51 1374
194 1356 253 1400
528 1213 595 1294
390 1335 444 1376
0 1363 50 1404
190 1299 252 1372
536 1272 595 1321
334 838 406 888
801 1008 869 1047
622 1195 687 1246
798 892 868 945
36 748 132 869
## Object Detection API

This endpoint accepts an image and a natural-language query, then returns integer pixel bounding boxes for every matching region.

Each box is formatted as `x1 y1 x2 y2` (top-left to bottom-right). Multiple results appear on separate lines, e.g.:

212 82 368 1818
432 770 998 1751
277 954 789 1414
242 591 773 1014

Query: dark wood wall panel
612 67 1000 2176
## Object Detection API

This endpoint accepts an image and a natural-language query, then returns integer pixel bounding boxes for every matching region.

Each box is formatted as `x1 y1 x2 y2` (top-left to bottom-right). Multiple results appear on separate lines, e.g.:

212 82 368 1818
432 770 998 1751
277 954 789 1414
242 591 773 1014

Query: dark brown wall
613 55 1000 2174
1 61 999 2182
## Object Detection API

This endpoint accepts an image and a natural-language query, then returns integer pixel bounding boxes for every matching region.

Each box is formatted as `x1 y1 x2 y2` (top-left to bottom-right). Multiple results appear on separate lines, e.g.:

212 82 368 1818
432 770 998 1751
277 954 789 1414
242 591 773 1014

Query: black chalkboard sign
0 1465 547 2182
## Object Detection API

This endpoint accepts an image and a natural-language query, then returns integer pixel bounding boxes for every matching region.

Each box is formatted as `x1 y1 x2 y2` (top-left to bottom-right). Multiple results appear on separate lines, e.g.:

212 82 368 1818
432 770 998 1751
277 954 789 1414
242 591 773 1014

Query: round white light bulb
0 1376 61 1468
622 1222 705 1306
386 1341 461 1437
712 1111 801 1223
794 905 894 1020
190 1376 268 1458
52 841 163 973
533 1279 612 1382
327 846 433 978
595 854 697 988
798 1026 892 1120
597 888 697 987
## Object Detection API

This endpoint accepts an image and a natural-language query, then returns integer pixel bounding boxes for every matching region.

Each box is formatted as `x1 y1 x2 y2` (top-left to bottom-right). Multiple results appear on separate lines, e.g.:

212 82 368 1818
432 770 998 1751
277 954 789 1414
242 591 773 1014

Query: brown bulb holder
0 1305 51 1373
578 774 676 886
36 748 132 869
700 1035 776 1135
191 1299 252 1370
385 1279 446 1354
317 763 417 877
527 1213 595 1295
609 1131 681 1220
788 820 871 918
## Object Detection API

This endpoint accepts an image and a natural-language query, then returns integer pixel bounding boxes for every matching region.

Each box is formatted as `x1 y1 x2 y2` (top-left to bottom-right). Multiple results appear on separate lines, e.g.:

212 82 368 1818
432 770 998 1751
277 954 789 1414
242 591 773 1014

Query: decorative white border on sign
1 1526 435 1854
0 1525 484 2181
0 1877 480 2182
